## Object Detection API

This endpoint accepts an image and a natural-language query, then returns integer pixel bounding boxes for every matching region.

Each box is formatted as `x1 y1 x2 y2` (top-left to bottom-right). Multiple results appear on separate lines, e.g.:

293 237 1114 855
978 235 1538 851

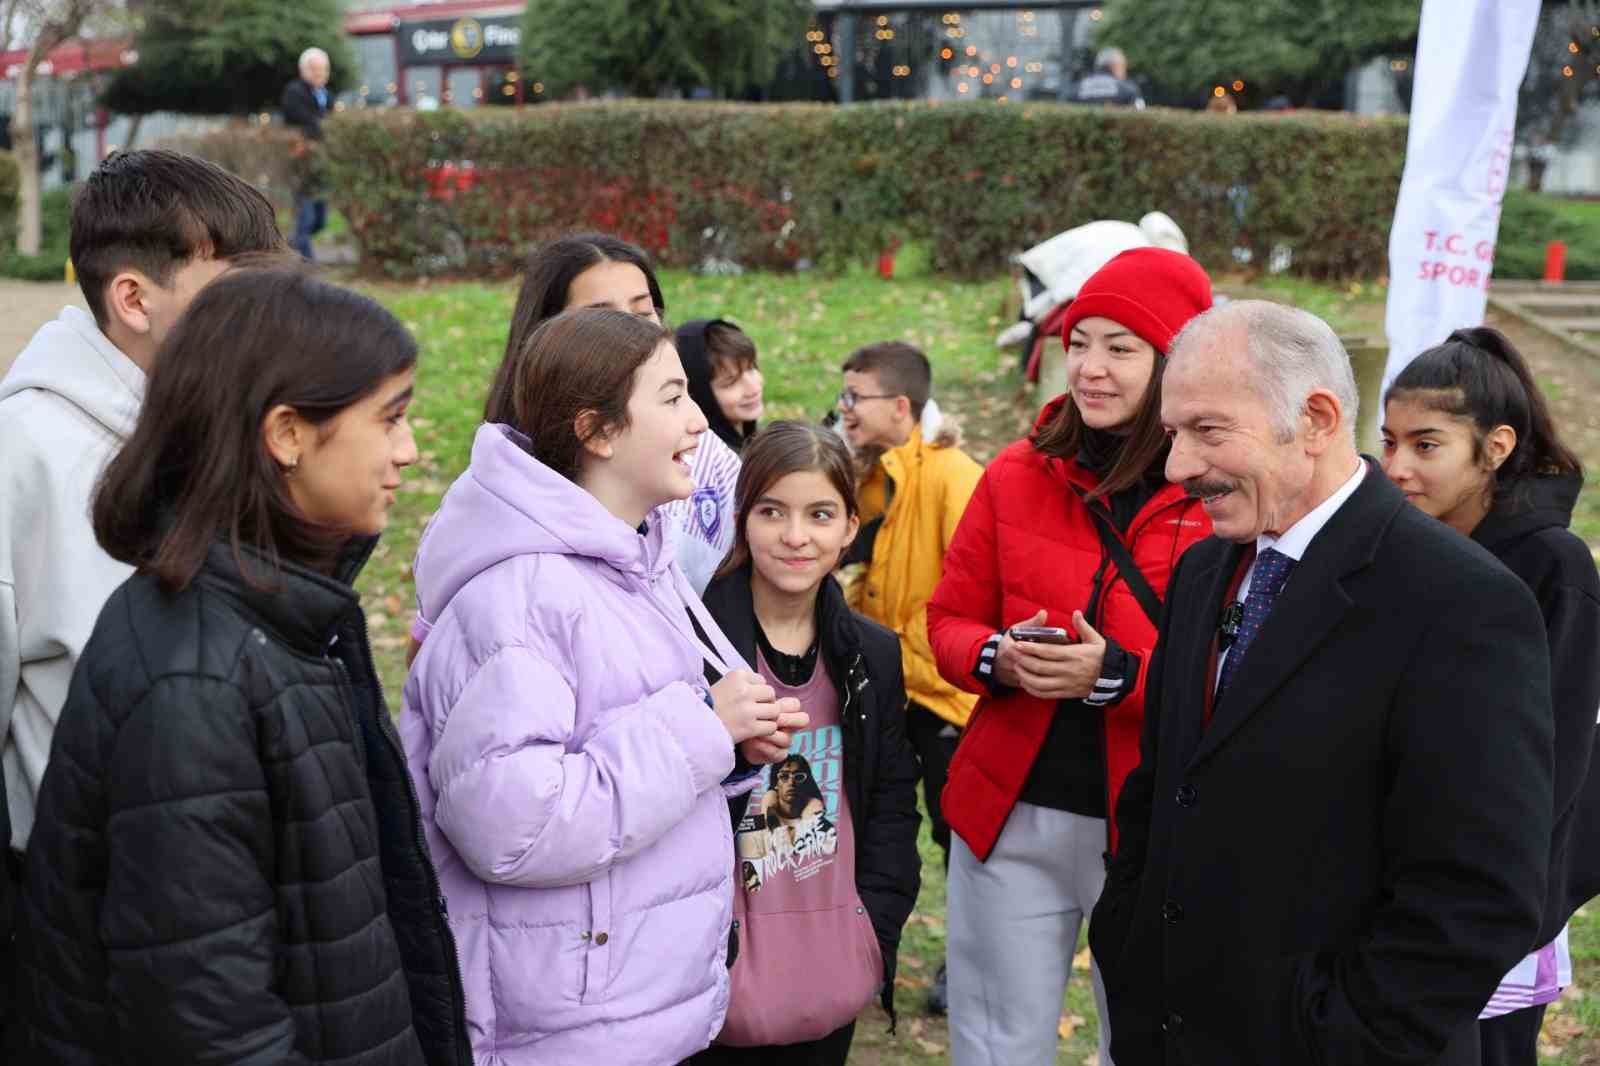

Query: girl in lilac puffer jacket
401 309 803 1065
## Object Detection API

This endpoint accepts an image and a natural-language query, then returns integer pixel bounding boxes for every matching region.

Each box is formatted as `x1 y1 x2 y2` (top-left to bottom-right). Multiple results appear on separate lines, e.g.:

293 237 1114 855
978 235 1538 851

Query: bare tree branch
9 0 107 254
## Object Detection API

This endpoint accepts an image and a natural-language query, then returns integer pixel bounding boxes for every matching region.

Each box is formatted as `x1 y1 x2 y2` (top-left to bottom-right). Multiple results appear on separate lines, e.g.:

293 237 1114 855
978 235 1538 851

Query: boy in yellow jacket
836 340 982 1013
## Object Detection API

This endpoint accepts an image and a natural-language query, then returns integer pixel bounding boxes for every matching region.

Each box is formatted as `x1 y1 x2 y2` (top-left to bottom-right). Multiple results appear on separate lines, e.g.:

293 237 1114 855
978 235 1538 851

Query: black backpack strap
686 607 725 687
1072 486 1163 628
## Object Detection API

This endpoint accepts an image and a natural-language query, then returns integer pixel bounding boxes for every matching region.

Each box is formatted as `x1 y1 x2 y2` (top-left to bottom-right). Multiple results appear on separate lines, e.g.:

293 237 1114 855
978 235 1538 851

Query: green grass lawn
353 263 1019 699
357 265 1600 1065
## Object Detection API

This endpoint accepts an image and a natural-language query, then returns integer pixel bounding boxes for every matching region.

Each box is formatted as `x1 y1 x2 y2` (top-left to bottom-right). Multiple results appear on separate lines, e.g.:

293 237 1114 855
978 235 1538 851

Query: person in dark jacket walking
13 267 471 1066
695 421 922 1065
1090 300 1553 1066
282 46 331 259
1073 47 1143 108
927 247 1213 1066
1382 327 1600 1066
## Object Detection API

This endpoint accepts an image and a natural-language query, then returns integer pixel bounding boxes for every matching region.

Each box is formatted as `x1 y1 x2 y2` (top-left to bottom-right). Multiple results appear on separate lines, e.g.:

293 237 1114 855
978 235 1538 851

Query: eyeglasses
774 770 809 784
836 388 898 412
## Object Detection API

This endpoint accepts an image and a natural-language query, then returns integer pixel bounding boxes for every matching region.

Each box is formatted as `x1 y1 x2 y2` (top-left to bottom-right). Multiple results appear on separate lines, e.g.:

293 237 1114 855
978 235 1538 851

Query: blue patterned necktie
1216 548 1296 699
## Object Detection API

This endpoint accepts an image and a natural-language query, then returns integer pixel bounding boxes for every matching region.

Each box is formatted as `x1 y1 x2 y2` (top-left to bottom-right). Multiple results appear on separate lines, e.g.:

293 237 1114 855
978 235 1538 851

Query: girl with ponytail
1381 326 1600 1066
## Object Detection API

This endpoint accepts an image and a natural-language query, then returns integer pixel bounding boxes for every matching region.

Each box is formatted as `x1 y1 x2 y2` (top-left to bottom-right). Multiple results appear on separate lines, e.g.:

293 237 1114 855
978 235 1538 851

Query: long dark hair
1386 327 1582 509
488 233 666 421
1031 347 1169 502
716 420 858 580
484 307 674 482
93 267 418 591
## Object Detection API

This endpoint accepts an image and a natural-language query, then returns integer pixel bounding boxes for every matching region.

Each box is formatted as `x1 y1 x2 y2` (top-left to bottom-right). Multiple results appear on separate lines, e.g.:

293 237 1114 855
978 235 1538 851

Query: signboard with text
397 15 521 66
1381 0 1541 405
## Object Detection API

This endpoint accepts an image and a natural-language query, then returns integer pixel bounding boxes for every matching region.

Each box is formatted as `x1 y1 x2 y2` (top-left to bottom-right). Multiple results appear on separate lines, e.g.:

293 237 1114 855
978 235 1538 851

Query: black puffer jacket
1472 473 1600 937
702 566 922 1022
15 540 471 1065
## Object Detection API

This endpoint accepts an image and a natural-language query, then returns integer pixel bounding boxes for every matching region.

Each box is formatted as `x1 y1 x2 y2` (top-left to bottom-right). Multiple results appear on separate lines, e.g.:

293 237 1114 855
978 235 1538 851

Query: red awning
1 37 135 80
344 0 526 35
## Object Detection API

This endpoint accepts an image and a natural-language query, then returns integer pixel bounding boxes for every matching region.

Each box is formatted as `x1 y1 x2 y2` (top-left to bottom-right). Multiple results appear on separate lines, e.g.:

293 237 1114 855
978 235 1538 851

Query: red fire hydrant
878 236 901 280
1544 240 1567 284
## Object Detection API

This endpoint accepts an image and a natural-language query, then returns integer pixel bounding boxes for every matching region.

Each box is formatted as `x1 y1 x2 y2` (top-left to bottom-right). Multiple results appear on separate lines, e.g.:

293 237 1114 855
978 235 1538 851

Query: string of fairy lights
800 9 1600 105
1561 22 1600 80
803 7 1059 101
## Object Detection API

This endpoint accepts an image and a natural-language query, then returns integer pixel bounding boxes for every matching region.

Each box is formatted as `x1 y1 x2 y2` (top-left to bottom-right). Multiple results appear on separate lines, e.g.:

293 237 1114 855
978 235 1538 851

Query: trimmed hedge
0 183 72 282
0 150 18 247
320 102 1409 281
160 125 315 212
1495 190 1600 282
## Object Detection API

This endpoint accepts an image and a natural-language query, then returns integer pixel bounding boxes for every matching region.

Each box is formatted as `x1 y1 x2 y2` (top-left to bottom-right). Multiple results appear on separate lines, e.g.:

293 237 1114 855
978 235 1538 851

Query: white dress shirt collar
1256 457 1367 563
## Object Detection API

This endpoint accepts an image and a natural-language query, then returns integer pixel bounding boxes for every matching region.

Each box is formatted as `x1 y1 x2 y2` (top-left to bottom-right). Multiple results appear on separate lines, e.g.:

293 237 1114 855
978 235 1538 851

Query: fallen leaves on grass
1540 982 1589 1059
907 1018 945 1056
1539 1011 1587 1059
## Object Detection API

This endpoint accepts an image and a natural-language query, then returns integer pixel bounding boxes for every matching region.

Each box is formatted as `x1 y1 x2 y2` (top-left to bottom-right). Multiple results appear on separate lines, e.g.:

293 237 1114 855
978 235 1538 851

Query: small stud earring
283 457 300 476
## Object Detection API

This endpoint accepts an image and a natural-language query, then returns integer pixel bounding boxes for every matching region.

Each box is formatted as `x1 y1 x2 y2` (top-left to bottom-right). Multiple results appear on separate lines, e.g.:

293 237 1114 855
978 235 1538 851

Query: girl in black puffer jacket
14 268 470 1066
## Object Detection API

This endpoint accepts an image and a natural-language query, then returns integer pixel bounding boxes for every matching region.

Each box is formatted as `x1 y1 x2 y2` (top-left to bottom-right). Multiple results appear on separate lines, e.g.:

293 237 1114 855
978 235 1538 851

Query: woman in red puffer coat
927 248 1214 1066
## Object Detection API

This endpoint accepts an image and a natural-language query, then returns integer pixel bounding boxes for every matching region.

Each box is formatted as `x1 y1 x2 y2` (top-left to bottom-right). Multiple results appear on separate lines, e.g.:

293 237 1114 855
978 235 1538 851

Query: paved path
0 280 83 378
1488 280 1600 360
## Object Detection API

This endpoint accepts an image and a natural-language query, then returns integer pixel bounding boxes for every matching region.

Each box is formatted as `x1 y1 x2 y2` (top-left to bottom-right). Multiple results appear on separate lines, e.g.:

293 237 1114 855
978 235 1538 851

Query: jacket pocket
1087 879 1136 992
580 872 614 1004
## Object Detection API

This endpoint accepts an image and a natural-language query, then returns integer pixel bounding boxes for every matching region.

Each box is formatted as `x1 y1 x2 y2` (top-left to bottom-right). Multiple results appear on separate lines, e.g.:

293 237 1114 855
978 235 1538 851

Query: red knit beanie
1060 247 1214 356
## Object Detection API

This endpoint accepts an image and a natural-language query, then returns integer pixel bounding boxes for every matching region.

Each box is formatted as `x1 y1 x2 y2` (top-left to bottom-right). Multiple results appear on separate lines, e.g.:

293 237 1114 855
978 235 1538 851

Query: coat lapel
1172 541 1249 764
1188 461 1402 767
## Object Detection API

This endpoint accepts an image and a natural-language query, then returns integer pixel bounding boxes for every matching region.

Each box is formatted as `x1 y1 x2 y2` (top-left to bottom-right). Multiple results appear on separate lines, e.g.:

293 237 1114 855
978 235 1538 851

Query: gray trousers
947 803 1114 1066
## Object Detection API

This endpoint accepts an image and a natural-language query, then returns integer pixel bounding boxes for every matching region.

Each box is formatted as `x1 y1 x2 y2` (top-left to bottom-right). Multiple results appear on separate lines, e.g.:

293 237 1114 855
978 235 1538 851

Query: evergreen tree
520 0 813 99
103 0 354 116
1517 1 1600 191
1096 0 1420 107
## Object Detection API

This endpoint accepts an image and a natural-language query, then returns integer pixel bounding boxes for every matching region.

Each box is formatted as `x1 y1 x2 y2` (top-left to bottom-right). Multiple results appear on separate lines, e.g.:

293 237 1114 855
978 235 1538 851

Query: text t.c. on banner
1380 0 1541 411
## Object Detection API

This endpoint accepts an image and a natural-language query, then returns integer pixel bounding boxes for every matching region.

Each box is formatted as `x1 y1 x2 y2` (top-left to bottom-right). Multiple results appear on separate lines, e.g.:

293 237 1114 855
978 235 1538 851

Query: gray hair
1095 46 1127 72
298 47 329 74
1170 300 1359 442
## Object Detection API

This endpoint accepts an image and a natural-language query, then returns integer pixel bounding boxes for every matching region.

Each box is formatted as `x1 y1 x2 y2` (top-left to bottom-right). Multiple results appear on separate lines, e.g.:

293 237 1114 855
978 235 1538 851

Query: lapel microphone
1218 601 1244 651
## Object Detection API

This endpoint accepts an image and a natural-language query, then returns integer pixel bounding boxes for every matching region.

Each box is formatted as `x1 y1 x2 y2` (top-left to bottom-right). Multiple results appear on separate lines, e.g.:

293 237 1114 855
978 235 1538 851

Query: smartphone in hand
1009 625 1074 645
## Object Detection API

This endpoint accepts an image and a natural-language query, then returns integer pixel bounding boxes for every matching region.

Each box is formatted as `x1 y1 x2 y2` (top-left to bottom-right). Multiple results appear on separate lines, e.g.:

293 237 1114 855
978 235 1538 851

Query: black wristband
971 631 1010 695
1083 635 1136 707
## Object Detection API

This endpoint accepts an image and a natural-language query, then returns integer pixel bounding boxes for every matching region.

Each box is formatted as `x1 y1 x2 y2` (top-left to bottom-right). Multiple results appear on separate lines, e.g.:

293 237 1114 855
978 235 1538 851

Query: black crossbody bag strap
1072 486 1163 627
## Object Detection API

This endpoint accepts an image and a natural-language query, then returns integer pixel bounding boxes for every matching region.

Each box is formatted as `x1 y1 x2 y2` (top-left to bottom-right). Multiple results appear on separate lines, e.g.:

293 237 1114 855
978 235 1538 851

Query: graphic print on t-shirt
734 724 843 891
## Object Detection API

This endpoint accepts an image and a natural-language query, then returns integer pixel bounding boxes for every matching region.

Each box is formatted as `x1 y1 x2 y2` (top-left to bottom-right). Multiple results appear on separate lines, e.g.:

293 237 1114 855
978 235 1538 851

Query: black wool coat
702 566 922 1022
282 78 327 141
15 541 471 1066
1471 473 1600 936
1089 463 1555 1066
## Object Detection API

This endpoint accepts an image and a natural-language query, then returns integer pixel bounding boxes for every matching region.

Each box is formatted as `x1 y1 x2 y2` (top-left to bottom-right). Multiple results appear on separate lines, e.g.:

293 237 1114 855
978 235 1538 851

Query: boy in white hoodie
0 150 284 870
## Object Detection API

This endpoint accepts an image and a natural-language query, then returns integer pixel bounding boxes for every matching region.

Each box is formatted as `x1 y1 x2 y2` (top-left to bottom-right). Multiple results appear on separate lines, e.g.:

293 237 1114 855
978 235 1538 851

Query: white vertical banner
1381 0 1542 408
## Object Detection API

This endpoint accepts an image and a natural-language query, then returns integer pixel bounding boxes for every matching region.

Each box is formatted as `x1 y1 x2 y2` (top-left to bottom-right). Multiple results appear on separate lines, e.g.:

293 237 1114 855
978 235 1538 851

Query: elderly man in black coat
281 46 331 260
1089 300 1554 1066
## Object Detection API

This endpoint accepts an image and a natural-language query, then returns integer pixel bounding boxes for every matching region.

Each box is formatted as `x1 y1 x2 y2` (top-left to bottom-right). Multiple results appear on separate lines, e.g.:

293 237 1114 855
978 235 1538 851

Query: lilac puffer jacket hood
401 423 749 1065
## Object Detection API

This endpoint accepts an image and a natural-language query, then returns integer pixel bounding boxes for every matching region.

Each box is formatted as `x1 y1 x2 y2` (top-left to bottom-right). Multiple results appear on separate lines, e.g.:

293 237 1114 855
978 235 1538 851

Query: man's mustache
1185 478 1238 499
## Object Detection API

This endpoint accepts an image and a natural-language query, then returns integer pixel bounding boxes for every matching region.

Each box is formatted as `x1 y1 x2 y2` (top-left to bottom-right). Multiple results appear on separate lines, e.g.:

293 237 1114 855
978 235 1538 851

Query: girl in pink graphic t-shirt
697 421 923 1065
